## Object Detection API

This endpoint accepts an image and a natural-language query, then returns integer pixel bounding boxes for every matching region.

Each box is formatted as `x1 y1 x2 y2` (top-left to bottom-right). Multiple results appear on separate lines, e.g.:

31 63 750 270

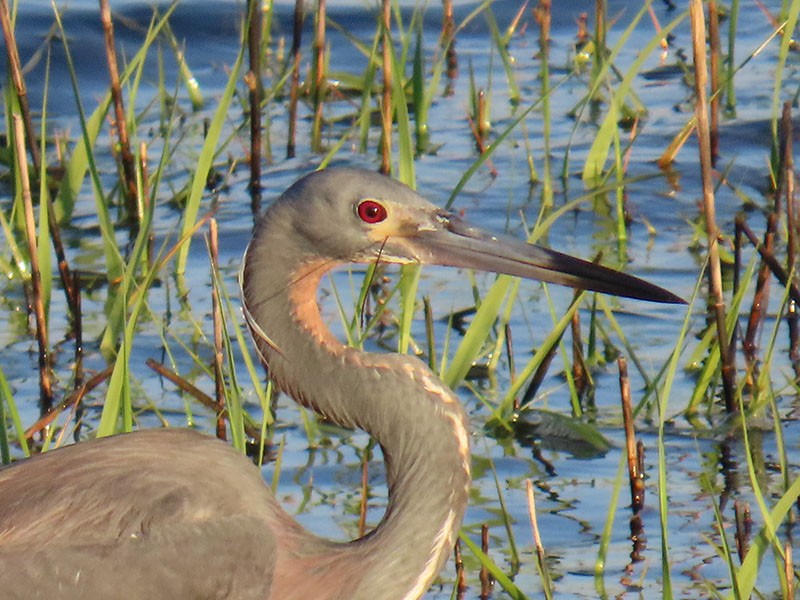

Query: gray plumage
0 168 682 599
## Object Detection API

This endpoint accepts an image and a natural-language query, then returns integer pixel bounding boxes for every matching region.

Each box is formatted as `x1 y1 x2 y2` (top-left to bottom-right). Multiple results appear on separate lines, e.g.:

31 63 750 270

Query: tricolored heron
0 168 682 599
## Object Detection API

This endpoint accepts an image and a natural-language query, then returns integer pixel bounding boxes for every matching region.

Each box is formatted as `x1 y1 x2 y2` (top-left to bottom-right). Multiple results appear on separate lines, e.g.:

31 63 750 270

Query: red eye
357 200 388 224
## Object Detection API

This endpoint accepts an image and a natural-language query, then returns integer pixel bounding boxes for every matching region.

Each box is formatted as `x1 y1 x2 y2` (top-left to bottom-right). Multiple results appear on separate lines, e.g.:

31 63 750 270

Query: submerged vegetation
0 0 798 597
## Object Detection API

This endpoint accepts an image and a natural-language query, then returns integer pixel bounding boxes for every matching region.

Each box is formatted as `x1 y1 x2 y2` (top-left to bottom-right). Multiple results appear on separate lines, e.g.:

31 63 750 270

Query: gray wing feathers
0 430 279 599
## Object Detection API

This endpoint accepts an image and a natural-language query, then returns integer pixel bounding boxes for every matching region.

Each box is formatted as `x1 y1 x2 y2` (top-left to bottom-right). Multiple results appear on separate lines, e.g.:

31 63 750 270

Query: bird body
0 168 682 599
0 429 278 599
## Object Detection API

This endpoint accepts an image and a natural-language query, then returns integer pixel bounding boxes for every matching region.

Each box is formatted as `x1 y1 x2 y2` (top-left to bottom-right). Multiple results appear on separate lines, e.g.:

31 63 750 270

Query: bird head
261 167 684 305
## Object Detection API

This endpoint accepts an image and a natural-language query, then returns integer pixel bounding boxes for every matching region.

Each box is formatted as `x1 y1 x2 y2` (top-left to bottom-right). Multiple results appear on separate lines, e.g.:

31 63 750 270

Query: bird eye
356 199 388 224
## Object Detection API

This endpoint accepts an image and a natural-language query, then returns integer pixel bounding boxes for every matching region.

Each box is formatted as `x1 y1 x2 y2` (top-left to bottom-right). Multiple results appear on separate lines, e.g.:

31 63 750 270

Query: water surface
1 1 798 597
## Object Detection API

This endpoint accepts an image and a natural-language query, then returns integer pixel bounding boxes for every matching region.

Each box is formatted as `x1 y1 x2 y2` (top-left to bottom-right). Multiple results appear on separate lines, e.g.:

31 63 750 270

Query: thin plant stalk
37 46 76 313
13 115 53 414
725 0 739 113
535 0 552 201
743 215 774 364
581 2 684 181
210 218 226 441
0 0 40 170
593 451 626 594
176 33 244 274
22 366 113 442
453 540 466 597
160 20 204 110
526 479 553 599
690 0 736 412
53 3 177 223
708 0 720 165
70 270 84 432
0 367 11 463
736 216 800 302
782 101 800 371
99 0 139 220
785 542 794 599
380 0 392 175
144 359 264 443
619 356 644 513
479 525 491 598
457 533 527 599
441 0 457 91
246 0 263 213
287 0 303 159
310 0 326 153
768 1 800 166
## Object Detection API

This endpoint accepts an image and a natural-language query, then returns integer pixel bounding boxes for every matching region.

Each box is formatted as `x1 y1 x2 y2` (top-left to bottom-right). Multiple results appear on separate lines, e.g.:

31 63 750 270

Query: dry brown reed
209 218 227 441
479 524 492 598
13 115 53 415
618 357 645 513
380 0 392 175
708 0 721 165
287 0 304 159
23 366 114 441
99 0 139 221
0 0 40 170
246 0 263 213
690 0 736 412
311 0 326 153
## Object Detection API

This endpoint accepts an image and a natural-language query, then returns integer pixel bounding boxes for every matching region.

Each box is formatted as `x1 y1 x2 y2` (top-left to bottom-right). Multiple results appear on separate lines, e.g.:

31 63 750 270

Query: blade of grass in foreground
497 293 582 418
208 236 246 451
176 29 245 274
582 3 686 181
594 450 626 595
443 185 612 393
704 466 742 600
36 52 52 318
97 185 169 434
387 34 420 356
54 3 177 221
458 532 528 600
731 474 800 599
769 1 800 160
0 366 28 460
98 209 215 434
51 2 122 284
484 448 520 570
654 264 701 600
730 364 797 599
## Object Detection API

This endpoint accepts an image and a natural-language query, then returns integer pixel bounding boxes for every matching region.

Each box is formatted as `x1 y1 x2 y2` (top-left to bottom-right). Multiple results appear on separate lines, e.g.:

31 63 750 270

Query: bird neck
242 243 471 598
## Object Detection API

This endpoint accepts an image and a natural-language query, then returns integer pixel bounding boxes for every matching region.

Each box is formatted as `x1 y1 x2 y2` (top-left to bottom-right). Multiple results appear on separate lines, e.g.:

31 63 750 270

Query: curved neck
242 226 471 599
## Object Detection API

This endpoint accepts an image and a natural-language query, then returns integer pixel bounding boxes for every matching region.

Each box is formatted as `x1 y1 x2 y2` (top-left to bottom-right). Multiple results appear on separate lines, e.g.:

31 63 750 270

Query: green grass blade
175 23 245 273
582 4 686 180
459 532 528 599
53 2 177 221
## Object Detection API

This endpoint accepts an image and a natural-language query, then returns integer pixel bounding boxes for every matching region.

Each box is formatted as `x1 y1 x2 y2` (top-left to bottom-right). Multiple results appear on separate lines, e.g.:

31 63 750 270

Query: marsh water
2 0 799 597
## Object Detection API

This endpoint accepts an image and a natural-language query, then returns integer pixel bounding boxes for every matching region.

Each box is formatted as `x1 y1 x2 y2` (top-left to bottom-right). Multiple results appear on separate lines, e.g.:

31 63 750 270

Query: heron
0 168 683 599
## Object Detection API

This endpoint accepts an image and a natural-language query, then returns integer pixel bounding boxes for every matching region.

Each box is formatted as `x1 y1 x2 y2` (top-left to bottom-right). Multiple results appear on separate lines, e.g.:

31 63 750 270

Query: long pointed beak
408 214 685 305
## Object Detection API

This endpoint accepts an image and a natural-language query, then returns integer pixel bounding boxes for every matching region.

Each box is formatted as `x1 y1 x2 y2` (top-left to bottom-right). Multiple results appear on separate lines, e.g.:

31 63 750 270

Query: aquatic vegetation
0 0 797 597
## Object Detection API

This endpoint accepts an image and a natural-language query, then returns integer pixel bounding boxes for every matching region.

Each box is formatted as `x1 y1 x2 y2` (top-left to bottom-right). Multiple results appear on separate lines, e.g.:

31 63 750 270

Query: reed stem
99 0 139 221
380 0 392 175
311 0 326 153
690 0 736 412
210 218 226 441
13 115 53 415
287 0 303 159
247 0 263 213
0 0 40 171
